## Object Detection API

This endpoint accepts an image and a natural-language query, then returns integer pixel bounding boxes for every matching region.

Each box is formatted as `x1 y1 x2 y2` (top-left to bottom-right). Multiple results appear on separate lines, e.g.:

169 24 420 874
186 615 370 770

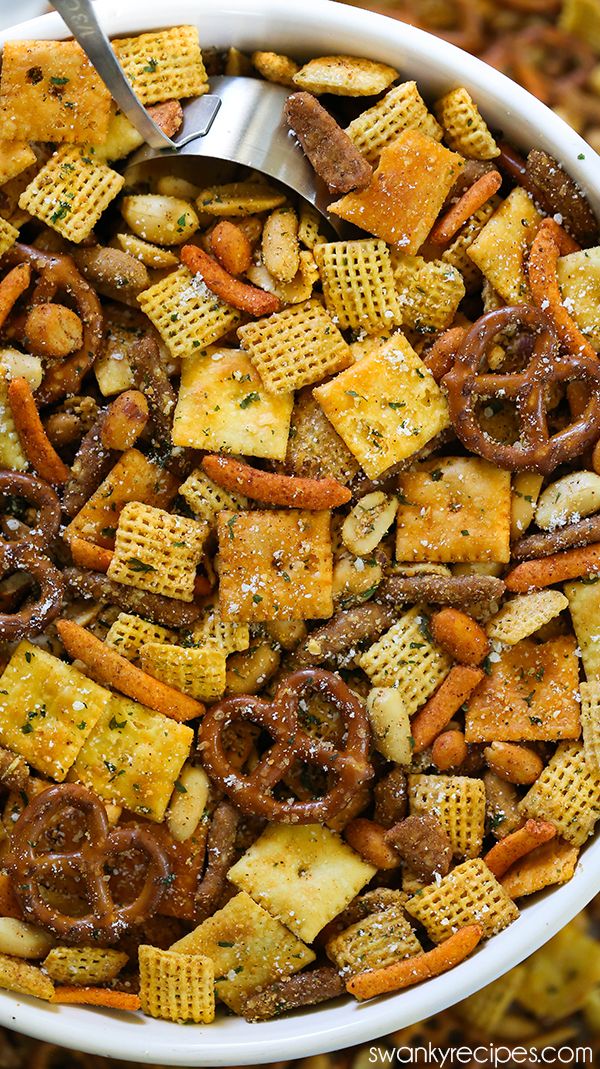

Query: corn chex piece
72 693 192 822
286 386 359 485
358 605 451 714
217 508 333 622
314 240 402 332
520 742 600 846
105 613 177 662
345 81 442 164
229 824 375 943
314 334 450 480
138 945 214 1023
326 893 421 977
395 457 511 563
113 26 208 105
465 635 581 743
107 502 207 602
0 40 111 144
43 947 128 986
501 839 579 899
172 346 293 458
565 578 600 679
406 858 519 942
468 187 542 304
457 965 526 1033
557 248 600 352
196 181 286 217
435 87 500 160
487 590 569 646
0 217 19 258
409 774 486 859
329 129 464 252
179 467 247 526
0 641 110 781
441 197 501 292
293 54 398 96
138 267 242 362
580 680 600 772
65 448 177 548
0 141 37 187
171 891 315 1014
238 298 352 394
140 642 226 702
19 146 123 244
391 253 465 332
191 600 250 655
298 203 325 250
0 951 54 1001
517 921 600 1022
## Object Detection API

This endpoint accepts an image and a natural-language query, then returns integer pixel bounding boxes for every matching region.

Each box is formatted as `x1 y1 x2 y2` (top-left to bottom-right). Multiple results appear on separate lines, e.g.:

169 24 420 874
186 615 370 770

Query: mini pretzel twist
9 783 169 944
2 244 103 405
0 471 61 552
443 305 600 474
199 668 373 823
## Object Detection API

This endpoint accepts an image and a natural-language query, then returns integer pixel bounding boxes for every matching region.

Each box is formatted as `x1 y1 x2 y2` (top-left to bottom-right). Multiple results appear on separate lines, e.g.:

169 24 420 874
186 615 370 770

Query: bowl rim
1 0 599 1063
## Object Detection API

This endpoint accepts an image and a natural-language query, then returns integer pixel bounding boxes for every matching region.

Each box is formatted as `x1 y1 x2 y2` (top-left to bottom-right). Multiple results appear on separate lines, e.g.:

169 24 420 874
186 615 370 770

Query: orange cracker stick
180 244 281 316
430 607 489 666
528 217 594 362
411 664 484 753
50 986 141 1011
422 326 467 383
346 924 483 1001
0 263 31 330
202 454 352 509
101 390 149 451
429 170 502 245
70 537 114 573
484 819 556 879
56 619 204 723
7 377 70 487
505 542 600 592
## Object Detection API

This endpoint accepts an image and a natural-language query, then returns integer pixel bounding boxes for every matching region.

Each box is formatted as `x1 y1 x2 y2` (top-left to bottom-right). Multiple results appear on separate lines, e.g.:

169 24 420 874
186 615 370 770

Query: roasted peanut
24 304 83 360
262 206 300 283
344 818 400 870
511 472 544 540
367 687 412 765
266 619 308 651
166 762 210 842
430 607 489 666
432 730 468 771
535 471 600 530
342 492 398 557
210 220 252 276
226 642 281 695
120 195 199 246
484 741 544 785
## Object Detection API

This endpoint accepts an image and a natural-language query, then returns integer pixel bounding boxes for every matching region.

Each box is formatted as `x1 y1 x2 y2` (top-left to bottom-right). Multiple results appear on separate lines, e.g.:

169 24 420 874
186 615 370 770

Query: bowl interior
1 0 600 1063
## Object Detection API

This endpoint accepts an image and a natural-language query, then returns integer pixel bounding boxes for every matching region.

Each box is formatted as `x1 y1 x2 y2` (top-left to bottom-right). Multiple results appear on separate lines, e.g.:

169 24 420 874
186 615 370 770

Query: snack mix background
0 0 599 1064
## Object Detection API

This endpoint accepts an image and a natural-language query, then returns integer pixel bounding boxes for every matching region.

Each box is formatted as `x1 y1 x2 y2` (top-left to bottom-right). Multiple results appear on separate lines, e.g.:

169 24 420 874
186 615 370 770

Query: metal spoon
52 0 334 221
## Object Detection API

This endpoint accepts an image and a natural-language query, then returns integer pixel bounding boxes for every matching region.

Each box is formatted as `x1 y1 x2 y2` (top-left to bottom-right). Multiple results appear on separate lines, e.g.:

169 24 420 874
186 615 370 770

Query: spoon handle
52 0 175 149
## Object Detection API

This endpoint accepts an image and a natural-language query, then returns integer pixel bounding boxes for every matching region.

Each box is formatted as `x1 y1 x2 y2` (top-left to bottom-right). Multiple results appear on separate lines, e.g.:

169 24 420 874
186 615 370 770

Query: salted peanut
484 770 523 839
210 220 252 276
116 232 179 269
511 472 544 540
226 642 281 695
120 195 199 245
430 608 489 666
484 819 556 879
266 620 307 651
432 730 468 772
342 492 398 557
485 742 544 786
24 303 83 360
344 818 401 870
100 389 149 451
262 207 300 283
535 472 600 531
156 175 201 200
367 687 412 765
166 763 210 843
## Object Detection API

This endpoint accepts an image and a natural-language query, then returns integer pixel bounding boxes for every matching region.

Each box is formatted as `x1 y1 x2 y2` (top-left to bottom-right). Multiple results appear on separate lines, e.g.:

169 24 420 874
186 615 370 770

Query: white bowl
2 1 600 1063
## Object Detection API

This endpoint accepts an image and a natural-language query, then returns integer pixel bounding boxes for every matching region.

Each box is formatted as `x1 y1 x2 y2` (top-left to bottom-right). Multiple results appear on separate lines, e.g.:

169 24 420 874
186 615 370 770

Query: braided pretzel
443 305 600 474
9 783 169 943
2 244 103 405
199 668 373 823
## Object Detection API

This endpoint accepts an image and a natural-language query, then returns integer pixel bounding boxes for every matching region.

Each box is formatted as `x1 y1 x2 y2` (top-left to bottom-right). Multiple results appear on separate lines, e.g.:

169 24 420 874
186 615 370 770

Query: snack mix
0 0 596 1033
